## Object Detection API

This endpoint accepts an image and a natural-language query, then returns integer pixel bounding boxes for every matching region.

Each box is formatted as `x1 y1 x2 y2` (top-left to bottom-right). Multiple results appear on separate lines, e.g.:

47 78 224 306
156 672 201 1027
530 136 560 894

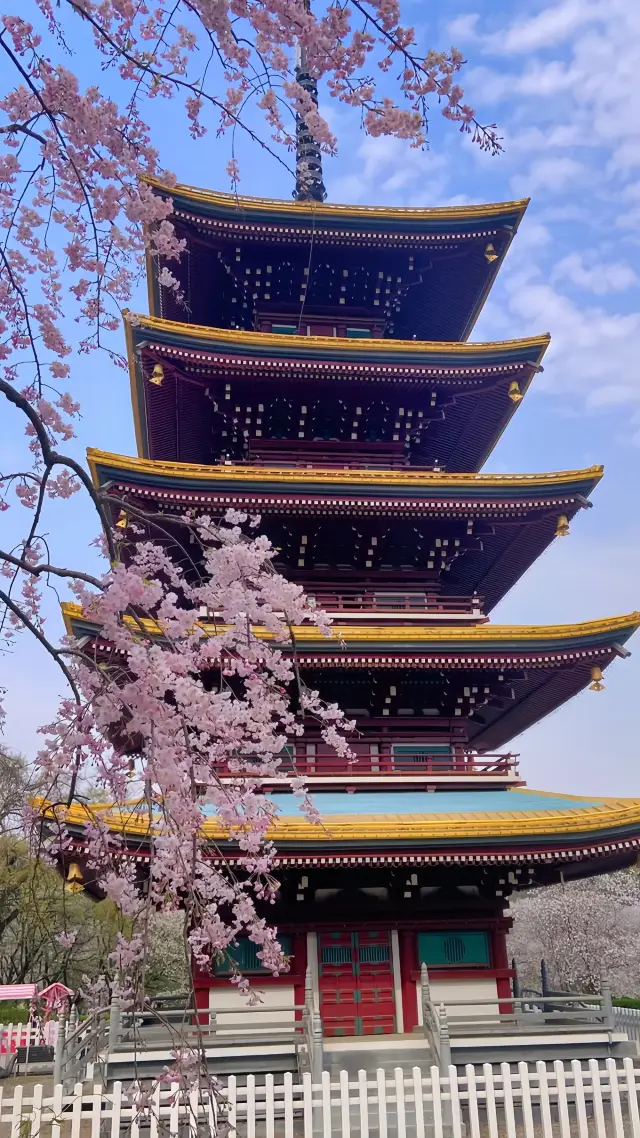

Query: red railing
226 744 519 779
307 588 484 616
246 439 439 471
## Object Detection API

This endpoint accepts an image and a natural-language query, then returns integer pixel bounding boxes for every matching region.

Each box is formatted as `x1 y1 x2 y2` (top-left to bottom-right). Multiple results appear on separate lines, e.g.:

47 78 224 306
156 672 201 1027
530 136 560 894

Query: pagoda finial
293 1 327 203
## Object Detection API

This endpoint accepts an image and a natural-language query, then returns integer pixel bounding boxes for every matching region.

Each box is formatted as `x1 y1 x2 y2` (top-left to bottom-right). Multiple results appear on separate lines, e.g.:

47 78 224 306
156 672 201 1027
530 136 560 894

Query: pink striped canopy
0 985 38 1001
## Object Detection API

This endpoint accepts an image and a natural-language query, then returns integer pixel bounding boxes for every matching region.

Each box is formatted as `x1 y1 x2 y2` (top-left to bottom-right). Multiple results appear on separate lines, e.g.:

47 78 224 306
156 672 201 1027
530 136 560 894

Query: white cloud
330 135 449 205
511 155 586 195
449 0 600 54
551 252 638 295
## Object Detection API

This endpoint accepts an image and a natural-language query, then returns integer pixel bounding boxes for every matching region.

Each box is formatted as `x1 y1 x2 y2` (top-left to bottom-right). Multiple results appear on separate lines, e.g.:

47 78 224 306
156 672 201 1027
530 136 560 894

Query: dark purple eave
62 604 639 752
52 818 640 883
89 451 602 612
127 320 550 474
145 182 529 342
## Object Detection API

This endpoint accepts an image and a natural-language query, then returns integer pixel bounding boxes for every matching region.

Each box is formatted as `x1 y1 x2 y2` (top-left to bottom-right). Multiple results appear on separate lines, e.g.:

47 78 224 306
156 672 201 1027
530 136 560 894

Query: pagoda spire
293 2 327 203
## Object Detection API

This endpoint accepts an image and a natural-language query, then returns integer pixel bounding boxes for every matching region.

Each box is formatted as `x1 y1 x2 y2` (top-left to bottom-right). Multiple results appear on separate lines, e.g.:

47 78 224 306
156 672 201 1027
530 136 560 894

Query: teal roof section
203 789 604 819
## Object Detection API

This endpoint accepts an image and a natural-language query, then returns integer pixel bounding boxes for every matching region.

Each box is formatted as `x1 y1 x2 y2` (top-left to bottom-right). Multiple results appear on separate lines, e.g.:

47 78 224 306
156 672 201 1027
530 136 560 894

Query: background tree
508 869 640 997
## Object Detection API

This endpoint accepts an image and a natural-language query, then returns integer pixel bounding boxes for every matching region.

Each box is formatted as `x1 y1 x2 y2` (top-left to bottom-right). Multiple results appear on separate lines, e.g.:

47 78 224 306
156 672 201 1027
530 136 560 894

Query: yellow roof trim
145 178 530 225
86 448 604 492
127 313 550 357
40 793 640 842
60 601 640 644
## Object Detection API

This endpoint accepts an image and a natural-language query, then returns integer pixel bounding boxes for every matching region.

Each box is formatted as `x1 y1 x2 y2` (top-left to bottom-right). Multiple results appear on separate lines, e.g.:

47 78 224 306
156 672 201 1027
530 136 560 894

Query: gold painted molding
144 178 530 224
60 600 640 645
40 792 640 843
87 448 603 492
126 312 550 357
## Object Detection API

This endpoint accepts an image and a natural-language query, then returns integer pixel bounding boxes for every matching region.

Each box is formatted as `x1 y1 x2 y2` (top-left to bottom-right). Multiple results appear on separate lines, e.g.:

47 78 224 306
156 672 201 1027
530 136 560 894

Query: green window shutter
392 744 452 756
417 931 490 968
216 935 292 974
321 946 352 965
271 324 297 335
359 944 390 963
346 328 372 338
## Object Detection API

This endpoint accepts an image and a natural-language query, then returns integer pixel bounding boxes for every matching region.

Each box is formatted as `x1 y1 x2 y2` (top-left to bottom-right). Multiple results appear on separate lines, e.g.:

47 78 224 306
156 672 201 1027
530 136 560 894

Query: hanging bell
555 515 570 538
149 363 164 386
589 665 605 692
115 510 129 530
508 380 523 404
65 861 84 894
484 243 499 263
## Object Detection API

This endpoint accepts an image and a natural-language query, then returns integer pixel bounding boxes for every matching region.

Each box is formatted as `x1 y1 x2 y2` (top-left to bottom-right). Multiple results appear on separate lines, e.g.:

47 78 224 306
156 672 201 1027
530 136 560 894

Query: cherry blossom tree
0 0 502 1087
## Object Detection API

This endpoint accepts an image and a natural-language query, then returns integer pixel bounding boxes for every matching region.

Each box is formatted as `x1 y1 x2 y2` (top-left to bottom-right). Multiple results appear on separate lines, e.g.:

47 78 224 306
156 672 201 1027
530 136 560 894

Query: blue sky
2 0 639 796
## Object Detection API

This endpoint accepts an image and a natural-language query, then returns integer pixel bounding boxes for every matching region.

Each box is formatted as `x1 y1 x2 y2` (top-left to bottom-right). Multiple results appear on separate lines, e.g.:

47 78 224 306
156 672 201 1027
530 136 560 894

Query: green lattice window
346 328 372 338
215 935 292 975
271 324 297 335
417 931 490 968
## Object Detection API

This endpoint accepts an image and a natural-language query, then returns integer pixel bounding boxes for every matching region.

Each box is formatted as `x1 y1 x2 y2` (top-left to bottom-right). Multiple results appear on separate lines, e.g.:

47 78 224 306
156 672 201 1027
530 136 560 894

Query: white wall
416 975 499 1022
208 983 296 1031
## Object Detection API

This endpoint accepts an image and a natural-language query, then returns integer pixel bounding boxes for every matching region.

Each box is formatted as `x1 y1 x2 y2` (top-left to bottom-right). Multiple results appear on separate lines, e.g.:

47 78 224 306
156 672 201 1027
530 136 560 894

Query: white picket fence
2 1059 640 1138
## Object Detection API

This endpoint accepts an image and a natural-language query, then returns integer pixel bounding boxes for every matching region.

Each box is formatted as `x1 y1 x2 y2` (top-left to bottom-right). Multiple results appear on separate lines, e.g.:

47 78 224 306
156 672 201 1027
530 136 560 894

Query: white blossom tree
508 870 640 997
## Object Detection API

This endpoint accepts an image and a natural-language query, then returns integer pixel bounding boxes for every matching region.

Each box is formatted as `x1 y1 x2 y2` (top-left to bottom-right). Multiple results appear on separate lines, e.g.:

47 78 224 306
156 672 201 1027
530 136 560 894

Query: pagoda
56 170 640 1042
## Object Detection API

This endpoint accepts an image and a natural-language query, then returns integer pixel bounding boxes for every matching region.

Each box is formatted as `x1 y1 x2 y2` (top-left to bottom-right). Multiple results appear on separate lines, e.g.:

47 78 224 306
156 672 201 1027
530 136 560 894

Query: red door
318 930 395 1036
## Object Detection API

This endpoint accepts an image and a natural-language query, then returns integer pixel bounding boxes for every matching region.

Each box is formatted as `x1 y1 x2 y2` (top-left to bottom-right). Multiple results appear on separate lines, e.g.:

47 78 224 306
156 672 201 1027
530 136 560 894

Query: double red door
318 930 395 1036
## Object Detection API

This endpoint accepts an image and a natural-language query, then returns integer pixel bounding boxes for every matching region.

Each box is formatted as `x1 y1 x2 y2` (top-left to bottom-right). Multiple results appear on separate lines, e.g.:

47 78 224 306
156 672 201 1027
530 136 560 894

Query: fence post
53 1009 66 1087
511 957 521 999
540 958 550 997
601 974 614 1030
108 994 121 1053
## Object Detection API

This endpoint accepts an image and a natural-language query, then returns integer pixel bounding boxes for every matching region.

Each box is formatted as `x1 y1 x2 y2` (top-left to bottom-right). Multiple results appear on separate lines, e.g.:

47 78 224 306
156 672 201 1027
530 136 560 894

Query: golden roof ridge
144 177 530 224
86 448 604 491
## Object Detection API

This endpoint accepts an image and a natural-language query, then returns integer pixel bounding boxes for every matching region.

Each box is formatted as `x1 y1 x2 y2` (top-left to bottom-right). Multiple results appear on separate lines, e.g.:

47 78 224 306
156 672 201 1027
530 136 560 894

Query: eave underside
127 321 549 470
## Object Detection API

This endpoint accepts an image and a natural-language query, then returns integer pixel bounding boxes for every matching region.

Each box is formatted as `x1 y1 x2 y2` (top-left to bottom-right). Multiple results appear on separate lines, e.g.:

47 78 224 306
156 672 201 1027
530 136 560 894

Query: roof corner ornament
293 2 327 204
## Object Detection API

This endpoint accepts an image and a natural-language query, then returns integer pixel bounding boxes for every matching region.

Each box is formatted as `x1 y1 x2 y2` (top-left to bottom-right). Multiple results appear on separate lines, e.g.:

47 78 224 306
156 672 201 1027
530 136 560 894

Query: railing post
438 1004 454 1138
53 1009 66 1087
437 1003 452 1074
420 962 431 1027
68 1004 79 1033
311 1007 323 1084
108 994 121 1053
601 974 614 1029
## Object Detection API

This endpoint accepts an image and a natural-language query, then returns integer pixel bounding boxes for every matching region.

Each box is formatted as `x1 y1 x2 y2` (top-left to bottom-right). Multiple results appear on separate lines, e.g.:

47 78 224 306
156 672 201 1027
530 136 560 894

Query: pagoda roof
42 786 640 876
61 603 639 750
87 451 601 610
146 181 528 342
126 316 549 471
148 179 529 236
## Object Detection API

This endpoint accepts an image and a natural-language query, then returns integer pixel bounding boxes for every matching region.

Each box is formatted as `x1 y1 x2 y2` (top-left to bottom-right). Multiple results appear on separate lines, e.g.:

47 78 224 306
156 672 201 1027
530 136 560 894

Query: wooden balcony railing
224 744 519 780
246 439 440 471
307 588 484 617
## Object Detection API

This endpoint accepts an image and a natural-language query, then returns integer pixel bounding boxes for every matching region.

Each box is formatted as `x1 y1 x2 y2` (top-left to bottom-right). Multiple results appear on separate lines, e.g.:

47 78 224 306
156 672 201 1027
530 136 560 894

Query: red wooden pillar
399 929 418 1032
491 924 512 1013
292 931 308 1022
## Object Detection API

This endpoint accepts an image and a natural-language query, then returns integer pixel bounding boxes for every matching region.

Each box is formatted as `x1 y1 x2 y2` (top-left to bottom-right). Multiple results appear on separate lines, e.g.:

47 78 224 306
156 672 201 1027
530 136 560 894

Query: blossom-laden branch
0 0 501 1093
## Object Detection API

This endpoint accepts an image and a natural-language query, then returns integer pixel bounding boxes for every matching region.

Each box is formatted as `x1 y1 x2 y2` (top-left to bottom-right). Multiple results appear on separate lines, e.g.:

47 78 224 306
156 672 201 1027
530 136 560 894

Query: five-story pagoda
58 176 640 1040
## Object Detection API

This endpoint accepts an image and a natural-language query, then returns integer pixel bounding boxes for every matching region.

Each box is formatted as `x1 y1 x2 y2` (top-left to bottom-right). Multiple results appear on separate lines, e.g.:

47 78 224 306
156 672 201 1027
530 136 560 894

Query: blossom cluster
39 509 353 997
